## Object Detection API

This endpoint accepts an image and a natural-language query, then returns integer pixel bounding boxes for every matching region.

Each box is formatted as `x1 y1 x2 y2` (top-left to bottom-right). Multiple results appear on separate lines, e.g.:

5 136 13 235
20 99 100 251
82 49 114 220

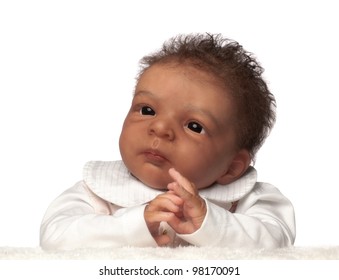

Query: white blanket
1 246 339 260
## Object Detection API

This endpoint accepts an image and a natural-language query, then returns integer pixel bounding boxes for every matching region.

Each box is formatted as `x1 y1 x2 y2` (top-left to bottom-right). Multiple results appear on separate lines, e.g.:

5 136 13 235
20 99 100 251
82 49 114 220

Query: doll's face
119 63 239 190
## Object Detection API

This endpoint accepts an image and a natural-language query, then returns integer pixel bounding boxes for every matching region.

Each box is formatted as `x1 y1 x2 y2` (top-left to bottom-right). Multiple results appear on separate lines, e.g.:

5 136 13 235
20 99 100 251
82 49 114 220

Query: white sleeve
40 181 157 250
177 183 296 248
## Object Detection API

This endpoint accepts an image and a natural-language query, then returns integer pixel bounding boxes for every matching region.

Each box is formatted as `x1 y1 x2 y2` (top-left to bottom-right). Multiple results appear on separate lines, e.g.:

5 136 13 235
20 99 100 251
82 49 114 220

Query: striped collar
83 160 257 207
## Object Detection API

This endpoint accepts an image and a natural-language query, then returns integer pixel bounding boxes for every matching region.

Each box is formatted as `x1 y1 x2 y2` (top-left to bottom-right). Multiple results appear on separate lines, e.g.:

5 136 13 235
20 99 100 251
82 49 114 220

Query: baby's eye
140 106 155 116
187 122 205 134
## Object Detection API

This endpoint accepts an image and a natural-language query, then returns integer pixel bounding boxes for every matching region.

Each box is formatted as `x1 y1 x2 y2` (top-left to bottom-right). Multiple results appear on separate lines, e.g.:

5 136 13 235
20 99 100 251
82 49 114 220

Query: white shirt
40 161 296 250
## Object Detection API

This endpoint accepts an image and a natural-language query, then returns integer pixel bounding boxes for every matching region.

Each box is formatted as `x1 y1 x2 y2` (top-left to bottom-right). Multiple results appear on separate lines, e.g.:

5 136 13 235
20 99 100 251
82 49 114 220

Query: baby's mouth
143 149 169 164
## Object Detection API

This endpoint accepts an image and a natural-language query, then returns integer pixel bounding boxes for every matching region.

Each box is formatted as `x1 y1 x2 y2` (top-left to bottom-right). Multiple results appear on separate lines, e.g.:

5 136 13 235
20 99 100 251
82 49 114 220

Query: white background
0 0 338 248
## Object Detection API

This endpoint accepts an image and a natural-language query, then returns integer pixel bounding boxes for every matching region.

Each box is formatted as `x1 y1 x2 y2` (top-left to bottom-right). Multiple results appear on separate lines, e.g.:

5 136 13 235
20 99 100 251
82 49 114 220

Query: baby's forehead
142 61 215 78
136 64 236 114
136 64 236 119
139 62 229 93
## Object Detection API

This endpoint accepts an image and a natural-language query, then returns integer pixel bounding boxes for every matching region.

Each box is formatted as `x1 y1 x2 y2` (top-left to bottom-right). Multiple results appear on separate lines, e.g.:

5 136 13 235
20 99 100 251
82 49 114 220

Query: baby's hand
166 168 207 234
144 192 183 246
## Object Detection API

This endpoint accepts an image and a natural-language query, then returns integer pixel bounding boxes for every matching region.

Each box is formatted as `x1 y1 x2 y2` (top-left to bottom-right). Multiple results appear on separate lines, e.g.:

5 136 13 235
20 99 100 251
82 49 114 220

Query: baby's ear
216 149 251 185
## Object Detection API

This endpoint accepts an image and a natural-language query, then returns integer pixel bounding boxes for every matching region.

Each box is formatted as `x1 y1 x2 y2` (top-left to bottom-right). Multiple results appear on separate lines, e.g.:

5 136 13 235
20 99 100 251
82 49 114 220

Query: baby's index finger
168 168 189 187
168 168 190 183
168 168 181 180
167 181 192 201
168 168 197 195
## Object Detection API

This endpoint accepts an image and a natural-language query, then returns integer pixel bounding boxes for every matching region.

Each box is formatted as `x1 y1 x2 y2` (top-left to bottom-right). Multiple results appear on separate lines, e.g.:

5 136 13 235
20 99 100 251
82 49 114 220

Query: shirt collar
83 160 257 207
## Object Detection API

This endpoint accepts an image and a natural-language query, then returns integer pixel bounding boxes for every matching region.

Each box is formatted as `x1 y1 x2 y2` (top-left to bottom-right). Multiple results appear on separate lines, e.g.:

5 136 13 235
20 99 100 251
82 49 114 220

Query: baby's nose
148 118 175 141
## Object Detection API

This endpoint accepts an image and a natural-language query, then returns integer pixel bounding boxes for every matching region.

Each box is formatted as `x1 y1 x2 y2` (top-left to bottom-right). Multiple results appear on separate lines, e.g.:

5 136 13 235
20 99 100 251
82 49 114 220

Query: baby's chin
131 173 169 191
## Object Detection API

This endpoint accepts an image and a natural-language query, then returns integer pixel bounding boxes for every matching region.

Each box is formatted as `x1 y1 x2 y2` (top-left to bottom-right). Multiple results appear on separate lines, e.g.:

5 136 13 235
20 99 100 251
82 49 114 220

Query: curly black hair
138 33 276 160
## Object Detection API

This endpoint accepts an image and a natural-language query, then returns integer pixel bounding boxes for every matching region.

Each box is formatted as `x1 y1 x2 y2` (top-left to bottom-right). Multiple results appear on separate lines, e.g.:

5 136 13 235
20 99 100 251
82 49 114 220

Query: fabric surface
1 246 339 260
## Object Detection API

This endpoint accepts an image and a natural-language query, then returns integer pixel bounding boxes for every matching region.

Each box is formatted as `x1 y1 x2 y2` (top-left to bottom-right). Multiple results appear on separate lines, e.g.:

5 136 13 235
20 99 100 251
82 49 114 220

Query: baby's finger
144 209 174 224
168 181 205 210
168 168 197 195
167 182 193 202
153 233 172 246
147 193 182 212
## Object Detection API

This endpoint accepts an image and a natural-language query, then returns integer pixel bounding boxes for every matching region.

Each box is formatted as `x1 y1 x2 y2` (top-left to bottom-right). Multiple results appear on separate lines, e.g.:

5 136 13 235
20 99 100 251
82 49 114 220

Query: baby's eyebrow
133 90 158 100
184 104 220 128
